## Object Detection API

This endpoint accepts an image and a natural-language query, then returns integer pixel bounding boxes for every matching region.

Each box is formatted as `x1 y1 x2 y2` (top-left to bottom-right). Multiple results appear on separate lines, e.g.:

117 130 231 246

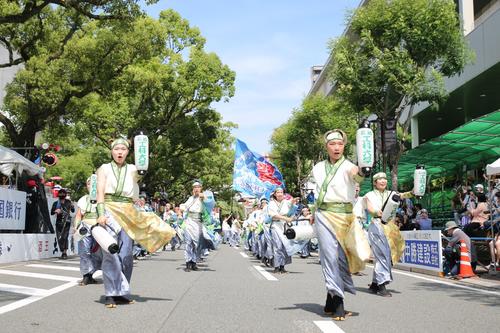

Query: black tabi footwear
279 265 288 274
190 261 199 271
185 262 191 272
331 296 346 321
104 296 116 308
273 267 280 274
324 293 334 314
368 282 379 294
79 273 93 286
113 296 135 305
377 283 392 297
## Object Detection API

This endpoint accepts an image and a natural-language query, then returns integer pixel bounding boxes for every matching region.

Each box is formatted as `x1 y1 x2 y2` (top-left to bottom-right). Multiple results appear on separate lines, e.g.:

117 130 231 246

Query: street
0 244 499 333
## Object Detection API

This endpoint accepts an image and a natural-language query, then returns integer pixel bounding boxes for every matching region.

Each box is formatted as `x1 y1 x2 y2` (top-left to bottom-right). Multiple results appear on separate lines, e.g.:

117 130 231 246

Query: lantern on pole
89 173 98 204
356 120 374 175
134 132 149 175
413 165 427 197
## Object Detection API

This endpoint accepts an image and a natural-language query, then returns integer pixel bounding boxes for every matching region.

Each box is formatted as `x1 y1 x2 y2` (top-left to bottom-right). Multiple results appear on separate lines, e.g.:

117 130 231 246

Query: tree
11 9 236 206
328 0 473 189
271 94 357 194
0 1 156 25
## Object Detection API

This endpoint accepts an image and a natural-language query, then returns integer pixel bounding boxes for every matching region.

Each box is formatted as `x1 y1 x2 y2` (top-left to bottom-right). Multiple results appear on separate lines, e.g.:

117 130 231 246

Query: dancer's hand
97 216 108 226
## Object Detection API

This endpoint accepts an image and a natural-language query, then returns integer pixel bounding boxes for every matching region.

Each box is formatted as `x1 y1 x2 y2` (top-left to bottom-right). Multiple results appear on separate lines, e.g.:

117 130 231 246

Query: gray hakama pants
271 222 292 268
102 222 133 297
368 220 392 285
184 218 202 263
257 232 265 258
263 224 274 259
78 226 102 276
315 211 355 299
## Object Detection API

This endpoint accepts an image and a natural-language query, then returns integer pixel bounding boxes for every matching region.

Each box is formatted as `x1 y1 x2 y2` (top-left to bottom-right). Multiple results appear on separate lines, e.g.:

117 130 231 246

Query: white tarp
486 157 500 176
0 145 43 177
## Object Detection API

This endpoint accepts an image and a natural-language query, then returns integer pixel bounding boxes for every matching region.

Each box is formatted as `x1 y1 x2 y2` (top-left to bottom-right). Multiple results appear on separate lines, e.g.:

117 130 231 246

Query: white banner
0 188 26 230
400 230 443 272
0 233 77 264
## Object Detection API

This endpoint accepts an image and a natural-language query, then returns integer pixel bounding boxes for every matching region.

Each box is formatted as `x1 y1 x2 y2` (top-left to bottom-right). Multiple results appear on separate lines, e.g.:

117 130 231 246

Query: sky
144 0 359 154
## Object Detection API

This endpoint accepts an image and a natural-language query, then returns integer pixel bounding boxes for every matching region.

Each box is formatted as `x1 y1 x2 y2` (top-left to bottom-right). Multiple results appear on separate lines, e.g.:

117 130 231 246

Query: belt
318 202 353 214
104 194 133 203
83 212 97 219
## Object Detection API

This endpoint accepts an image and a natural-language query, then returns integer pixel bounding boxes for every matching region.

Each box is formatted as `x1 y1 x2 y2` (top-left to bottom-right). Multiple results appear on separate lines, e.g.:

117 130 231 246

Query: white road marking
26 264 80 272
52 260 80 265
253 265 278 281
0 281 76 315
314 320 346 333
0 269 79 282
0 283 48 297
367 264 500 297
240 252 249 258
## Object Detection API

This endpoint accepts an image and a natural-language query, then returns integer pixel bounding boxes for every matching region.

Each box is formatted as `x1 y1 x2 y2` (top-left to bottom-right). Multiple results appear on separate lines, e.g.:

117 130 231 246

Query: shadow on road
96 294 172 304
411 282 500 307
276 303 359 318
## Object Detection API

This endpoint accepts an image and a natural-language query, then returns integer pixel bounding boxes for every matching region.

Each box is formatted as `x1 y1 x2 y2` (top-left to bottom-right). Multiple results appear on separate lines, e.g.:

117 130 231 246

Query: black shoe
262 257 269 267
113 296 135 304
185 262 191 272
331 296 346 321
324 293 334 314
368 282 379 294
377 283 392 297
273 267 280 274
190 261 199 271
105 296 116 308
279 265 288 274
60 253 68 259
80 273 94 286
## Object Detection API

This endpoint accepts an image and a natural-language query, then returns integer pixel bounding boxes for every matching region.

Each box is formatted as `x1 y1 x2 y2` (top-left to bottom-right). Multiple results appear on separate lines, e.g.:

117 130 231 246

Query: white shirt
268 199 293 223
77 195 96 213
98 163 140 199
311 159 357 203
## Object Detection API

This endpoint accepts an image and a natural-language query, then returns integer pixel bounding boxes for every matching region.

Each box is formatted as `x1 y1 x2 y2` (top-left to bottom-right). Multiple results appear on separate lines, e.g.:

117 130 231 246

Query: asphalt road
0 244 499 333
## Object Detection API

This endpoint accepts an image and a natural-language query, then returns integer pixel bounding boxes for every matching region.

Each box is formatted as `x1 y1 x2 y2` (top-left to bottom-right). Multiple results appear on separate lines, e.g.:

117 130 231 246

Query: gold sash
319 211 369 273
105 201 175 253
382 220 405 263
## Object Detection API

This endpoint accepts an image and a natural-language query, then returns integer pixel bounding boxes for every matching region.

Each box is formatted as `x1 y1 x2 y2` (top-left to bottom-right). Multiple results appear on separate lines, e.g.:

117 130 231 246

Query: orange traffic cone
458 240 476 279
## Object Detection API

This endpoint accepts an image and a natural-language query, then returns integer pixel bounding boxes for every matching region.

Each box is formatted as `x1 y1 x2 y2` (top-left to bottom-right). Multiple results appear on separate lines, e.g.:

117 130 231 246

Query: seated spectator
416 209 432 230
464 193 489 237
443 221 477 276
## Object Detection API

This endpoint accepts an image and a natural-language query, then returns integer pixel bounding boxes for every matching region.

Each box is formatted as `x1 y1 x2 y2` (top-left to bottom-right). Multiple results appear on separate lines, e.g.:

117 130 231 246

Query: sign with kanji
0 188 26 230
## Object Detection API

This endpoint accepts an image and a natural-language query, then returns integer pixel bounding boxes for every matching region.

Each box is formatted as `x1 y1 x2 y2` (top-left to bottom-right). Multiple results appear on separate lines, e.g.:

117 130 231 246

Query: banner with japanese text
0 188 26 230
400 230 443 272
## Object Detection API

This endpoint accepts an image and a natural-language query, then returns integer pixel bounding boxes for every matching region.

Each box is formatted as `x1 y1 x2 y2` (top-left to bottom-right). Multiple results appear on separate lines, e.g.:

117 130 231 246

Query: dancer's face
274 189 284 201
192 185 202 196
326 139 344 162
111 144 129 165
375 178 387 191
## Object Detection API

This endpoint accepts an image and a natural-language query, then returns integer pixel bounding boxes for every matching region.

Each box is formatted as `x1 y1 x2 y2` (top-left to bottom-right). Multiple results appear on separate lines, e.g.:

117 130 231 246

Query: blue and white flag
232 139 284 199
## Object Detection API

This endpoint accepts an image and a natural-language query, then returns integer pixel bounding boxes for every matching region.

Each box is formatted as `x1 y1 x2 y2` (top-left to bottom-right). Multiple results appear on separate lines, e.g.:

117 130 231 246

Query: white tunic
268 199 293 225
98 163 140 199
77 195 97 213
183 196 203 220
310 159 357 203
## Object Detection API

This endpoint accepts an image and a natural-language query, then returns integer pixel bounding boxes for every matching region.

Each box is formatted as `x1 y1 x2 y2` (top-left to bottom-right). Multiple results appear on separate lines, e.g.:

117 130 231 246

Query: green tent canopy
360 110 500 194
397 110 500 186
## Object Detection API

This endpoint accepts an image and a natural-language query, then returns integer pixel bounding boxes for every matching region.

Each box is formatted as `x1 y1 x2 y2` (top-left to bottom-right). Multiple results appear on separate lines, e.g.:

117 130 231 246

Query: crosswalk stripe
313 321 346 333
26 264 80 272
240 252 249 258
0 283 48 297
0 281 76 315
253 265 278 281
52 260 80 265
0 269 79 282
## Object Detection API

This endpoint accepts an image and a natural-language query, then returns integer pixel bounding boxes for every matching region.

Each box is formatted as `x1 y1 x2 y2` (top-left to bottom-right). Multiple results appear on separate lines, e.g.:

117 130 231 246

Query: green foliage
1 7 236 205
327 0 472 188
270 95 357 194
